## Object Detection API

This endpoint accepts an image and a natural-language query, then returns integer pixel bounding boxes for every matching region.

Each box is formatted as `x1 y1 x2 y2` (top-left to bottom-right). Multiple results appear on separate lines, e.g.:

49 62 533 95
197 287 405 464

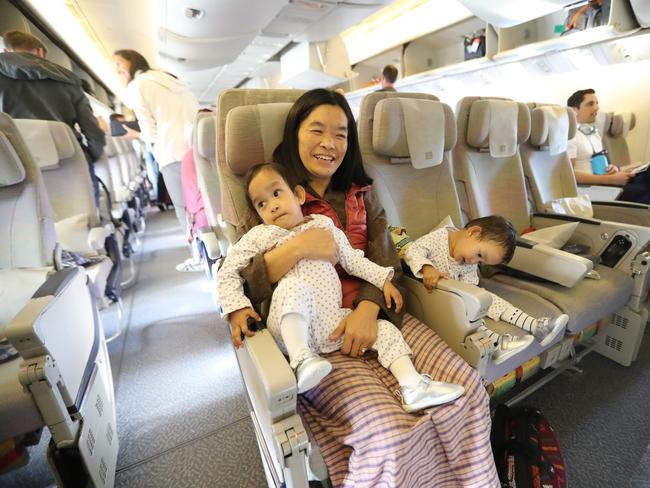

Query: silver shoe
400 374 465 412
294 353 332 393
492 333 534 365
535 314 568 347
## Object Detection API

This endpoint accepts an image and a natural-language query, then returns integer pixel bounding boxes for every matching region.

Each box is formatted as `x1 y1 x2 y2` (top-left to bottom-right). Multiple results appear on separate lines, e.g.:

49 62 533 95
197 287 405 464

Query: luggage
491 404 567 488
464 29 486 60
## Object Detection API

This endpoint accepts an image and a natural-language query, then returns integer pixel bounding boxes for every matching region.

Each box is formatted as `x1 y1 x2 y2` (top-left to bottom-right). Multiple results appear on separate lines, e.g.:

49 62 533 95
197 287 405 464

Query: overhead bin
280 36 355 88
457 0 595 28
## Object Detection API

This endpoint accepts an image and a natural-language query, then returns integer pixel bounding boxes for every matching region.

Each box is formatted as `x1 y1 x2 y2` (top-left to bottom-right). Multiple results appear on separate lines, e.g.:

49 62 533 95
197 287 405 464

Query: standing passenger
0 30 106 206
113 49 199 269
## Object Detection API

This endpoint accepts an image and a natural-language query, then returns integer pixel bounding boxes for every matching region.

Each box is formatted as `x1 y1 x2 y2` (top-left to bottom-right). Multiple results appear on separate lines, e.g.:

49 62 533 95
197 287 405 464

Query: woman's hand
295 228 338 264
383 280 403 312
229 307 262 349
422 265 449 292
605 170 632 186
605 164 619 175
121 124 141 140
329 300 379 357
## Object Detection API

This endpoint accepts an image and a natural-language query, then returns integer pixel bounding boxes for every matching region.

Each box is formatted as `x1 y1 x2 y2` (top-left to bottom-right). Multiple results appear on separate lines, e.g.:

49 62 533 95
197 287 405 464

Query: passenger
0 30 106 206
567 88 650 204
177 110 213 272
232 88 499 487
113 49 199 267
220 163 465 410
403 215 568 362
376 63 398 92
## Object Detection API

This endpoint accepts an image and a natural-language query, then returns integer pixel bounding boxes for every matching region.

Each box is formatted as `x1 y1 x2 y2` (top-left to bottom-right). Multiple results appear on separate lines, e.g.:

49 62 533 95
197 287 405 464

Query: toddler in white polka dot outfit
218 163 465 411
404 216 568 364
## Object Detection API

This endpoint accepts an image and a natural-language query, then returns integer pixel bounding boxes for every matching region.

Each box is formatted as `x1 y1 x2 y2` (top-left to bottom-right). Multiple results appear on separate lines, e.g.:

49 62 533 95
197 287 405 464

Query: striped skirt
298 314 499 487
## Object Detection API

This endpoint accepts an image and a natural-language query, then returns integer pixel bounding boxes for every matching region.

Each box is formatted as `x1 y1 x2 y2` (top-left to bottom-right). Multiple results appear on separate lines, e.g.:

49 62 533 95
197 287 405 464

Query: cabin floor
1 209 649 488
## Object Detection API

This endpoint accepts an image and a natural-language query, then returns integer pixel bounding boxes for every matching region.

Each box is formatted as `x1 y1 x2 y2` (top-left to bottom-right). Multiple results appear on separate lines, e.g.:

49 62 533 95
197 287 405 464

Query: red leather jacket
303 184 371 309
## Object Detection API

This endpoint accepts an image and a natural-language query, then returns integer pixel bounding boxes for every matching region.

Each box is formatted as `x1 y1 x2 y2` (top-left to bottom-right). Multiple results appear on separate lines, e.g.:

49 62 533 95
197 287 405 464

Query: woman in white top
113 50 199 255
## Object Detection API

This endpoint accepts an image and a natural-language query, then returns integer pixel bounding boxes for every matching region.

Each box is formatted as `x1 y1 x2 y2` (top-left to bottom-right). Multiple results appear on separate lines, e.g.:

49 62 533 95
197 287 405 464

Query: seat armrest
198 227 222 260
508 238 593 288
531 213 650 273
577 185 623 201
236 329 297 422
402 275 490 347
592 201 650 228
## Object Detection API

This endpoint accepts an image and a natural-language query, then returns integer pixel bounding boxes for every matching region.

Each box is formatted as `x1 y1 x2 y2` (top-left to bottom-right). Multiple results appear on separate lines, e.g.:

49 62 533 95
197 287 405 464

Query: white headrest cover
0 132 25 187
197 116 216 160
225 103 292 176
14 119 59 170
609 112 636 138
49 122 77 160
373 98 456 167
530 105 575 154
466 100 530 156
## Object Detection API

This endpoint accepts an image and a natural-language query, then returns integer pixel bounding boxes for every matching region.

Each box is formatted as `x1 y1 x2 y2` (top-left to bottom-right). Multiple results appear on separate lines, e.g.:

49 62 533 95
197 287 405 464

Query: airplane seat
630 0 650 27
216 88 331 487
605 111 637 168
0 113 55 334
192 112 228 277
453 96 635 341
13 119 121 306
114 137 145 233
1 266 118 487
356 92 565 381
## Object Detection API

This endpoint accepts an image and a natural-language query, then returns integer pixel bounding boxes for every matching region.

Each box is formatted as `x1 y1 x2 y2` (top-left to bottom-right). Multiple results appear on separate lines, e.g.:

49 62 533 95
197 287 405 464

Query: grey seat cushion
484 265 633 334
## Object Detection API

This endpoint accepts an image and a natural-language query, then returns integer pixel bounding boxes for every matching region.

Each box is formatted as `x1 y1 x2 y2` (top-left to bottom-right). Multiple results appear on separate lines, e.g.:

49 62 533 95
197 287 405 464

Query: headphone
578 124 598 136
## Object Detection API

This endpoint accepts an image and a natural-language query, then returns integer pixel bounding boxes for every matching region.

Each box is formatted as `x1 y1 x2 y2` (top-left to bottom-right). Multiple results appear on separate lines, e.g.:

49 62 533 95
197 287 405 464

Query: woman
113 49 199 270
231 89 499 487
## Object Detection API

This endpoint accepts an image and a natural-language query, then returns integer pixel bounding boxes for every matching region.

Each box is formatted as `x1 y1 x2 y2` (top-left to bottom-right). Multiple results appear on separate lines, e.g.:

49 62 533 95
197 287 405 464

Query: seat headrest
0 132 25 187
609 112 636 138
225 103 292 176
530 105 576 153
197 115 216 160
466 99 530 157
372 98 456 168
14 119 76 170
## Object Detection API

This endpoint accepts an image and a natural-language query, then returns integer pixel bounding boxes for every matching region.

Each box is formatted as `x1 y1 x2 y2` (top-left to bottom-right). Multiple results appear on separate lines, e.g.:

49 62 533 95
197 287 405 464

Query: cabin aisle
525 328 650 487
108 209 266 487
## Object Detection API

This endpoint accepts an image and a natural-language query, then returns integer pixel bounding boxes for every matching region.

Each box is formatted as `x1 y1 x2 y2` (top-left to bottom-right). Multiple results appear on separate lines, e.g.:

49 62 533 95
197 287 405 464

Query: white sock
501 306 539 334
389 355 421 389
280 313 311 368
477 324 501 347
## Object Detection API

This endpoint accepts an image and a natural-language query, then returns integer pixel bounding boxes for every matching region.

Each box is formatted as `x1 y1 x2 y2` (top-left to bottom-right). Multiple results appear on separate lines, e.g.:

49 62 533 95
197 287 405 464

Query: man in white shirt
567 89 649 203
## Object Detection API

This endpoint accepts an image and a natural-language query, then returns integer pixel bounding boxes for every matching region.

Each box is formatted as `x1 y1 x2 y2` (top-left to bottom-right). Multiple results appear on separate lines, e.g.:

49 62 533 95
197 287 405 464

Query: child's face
452 227 506 266
248 169 305 229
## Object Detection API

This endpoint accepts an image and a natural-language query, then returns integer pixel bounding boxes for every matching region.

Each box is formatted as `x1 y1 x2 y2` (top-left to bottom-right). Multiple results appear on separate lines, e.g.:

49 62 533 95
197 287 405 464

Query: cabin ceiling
75 0 397 105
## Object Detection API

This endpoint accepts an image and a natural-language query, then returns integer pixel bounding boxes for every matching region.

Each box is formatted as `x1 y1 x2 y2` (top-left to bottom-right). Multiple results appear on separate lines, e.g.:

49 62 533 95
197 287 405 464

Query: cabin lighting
341 0 473 64
24 0 126 100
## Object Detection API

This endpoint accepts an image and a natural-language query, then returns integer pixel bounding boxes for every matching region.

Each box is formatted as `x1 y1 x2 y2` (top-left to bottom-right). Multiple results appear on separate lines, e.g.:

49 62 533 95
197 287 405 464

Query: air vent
106 423 114 445
99 457 107 484
86 428 96 455
613 314 629 330
184 8 205 19
604 335 623 351
95 394 104 416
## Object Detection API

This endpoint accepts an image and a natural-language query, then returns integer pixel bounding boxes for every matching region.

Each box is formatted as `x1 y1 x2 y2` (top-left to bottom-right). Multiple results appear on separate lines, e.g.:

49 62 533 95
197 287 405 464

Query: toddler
218 163 464 411
404 216 568 364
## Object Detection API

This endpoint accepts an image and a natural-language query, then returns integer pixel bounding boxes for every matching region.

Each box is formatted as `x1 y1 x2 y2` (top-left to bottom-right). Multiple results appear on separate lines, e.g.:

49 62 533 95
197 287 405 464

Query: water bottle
591 150 609 175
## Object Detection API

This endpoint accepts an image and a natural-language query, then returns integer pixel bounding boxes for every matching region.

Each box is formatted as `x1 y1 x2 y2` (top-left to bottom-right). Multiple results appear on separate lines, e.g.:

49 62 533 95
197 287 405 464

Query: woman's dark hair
113 49 150 82
465 215 517 264
244 163 298 216
272 88 371 193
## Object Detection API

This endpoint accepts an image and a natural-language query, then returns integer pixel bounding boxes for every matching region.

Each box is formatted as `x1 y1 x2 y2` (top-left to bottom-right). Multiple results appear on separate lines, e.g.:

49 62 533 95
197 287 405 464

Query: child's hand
421 265 449 292
229 307 261 348
383 280 403 313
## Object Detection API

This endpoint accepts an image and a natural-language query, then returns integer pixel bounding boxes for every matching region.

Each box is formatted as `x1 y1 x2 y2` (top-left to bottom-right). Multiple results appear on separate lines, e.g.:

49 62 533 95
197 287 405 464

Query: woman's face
297 104 348 188
114 55 132 85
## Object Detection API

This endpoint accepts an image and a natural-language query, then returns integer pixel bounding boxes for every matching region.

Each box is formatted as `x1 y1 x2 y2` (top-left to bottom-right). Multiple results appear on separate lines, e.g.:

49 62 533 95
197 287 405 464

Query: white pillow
55 213 95 254
544 194 593 219
523 221 579 249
